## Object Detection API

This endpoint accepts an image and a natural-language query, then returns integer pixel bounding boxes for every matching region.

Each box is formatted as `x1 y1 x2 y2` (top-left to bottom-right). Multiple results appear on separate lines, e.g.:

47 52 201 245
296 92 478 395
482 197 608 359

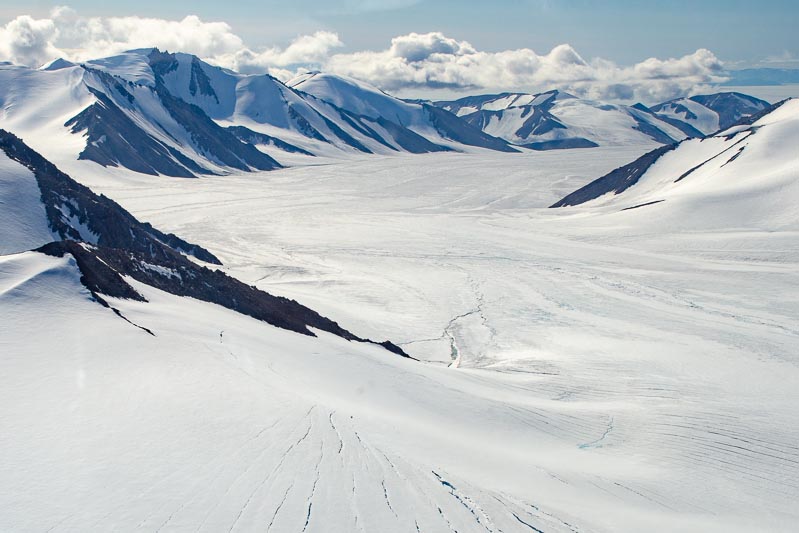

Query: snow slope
4 209 797 531
30 129 797 531
0 150 53 255
287 72 421 126
0 250 635 532
551 99 799 230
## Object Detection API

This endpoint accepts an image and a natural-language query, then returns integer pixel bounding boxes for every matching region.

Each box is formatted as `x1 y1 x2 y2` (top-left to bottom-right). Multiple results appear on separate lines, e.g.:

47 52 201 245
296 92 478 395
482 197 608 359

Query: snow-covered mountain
0 49 518 178
81 50 517 154
647 92 770 136
287 72 517 153
0 48 773 175
551 98 798 230
435 90 692 149
0 57 281 177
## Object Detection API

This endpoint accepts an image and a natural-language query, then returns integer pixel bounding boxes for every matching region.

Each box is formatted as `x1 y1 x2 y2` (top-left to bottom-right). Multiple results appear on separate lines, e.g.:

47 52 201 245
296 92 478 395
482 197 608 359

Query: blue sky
0 0 797 101
4 0 797 67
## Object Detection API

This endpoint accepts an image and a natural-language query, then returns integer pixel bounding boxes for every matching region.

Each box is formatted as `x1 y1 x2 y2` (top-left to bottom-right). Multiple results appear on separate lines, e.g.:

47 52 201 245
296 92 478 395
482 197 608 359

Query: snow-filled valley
3 112 798 531
0 46 798 531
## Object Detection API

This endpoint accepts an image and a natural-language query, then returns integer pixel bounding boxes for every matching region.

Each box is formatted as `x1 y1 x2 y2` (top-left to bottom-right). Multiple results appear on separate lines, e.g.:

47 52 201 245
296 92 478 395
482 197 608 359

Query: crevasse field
2 141 798 532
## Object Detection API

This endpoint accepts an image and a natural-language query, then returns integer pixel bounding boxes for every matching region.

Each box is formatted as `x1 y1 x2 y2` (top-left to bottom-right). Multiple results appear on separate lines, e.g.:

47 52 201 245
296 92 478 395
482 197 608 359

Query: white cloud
0 9 726 102
324 33 726 102
0 15 62 67
213 31 343 74
53 12 245 61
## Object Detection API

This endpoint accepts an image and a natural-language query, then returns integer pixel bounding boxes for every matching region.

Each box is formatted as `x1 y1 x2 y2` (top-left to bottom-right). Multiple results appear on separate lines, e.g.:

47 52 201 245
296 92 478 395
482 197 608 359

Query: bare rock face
64 66 282 178
0 129 220 263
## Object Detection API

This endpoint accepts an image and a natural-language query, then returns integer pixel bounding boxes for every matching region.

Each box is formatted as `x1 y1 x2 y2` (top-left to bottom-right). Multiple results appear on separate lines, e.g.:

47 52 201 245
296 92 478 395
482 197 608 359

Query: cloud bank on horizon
0 7 727 102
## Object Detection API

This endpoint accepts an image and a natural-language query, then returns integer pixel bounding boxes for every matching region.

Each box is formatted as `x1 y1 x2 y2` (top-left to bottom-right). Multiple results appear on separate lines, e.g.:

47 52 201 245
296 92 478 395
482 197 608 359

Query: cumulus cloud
0 9 726 102
0 15 61 67
1 8 248 66
214 31 343 75
325 33 726 102
53 12 244 61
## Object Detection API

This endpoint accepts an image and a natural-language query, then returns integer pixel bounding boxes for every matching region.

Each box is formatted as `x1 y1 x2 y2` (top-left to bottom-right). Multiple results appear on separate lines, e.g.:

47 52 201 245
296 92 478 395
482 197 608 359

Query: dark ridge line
226 125 314 156
0 128 222 265
0 131 407 358
721 146 745 167
621 199 666 211
675 129 755 182
111 308 156 336
38 240 410 358
550 143 678 208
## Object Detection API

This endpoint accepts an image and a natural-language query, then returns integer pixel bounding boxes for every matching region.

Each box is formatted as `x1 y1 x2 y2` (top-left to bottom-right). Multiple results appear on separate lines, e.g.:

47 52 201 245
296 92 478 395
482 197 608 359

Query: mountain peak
40 57 77 71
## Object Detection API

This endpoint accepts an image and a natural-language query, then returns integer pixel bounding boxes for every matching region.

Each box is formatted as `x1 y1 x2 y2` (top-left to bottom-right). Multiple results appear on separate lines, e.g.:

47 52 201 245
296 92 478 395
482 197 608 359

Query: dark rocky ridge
522 138 598 150
333 107 451 154
629 114 678 145
690 93 769 131
38 240 408 357
549 99 790 208
0 129 219 263
457 92 568 142
632 103 705 138
66 85 206 178
188 56 220 102
368 115 452 153
436 91 680 149
715 98 789 134
1 129 407 356
287 85 465 154
550 144 678 207
153 84 282 172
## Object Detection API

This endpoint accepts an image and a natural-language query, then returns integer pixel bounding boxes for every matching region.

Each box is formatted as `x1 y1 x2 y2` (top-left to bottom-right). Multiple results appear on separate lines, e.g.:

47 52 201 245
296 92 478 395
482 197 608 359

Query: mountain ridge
0 128 407 355
549 98 797 230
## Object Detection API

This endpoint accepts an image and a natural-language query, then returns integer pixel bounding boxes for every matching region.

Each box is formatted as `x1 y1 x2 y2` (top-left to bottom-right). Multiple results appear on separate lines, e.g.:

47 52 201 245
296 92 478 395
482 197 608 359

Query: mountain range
0 48 773 179
435 90 769 149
